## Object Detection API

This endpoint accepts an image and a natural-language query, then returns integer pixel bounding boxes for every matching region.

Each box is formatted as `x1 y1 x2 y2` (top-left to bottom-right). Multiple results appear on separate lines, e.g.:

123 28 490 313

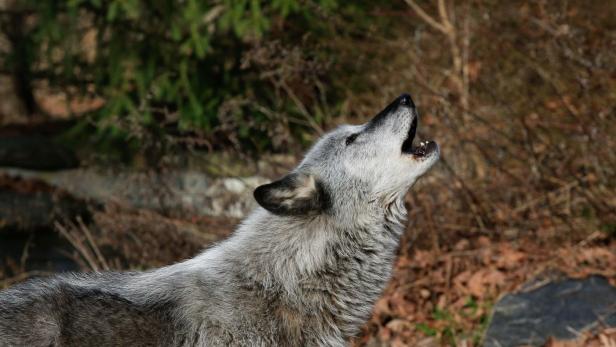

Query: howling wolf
0 94 439 347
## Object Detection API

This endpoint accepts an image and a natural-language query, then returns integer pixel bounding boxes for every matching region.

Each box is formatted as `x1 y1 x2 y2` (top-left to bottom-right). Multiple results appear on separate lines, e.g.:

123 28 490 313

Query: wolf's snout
369 93 415 129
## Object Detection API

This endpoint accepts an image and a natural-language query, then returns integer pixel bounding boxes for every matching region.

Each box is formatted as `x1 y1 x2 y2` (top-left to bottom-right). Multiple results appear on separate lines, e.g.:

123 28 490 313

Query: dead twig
77 217 110 271
54 220 109 272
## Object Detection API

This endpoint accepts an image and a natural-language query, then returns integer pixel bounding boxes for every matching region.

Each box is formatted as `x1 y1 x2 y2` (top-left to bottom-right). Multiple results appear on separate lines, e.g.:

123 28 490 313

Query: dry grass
54 205 236 271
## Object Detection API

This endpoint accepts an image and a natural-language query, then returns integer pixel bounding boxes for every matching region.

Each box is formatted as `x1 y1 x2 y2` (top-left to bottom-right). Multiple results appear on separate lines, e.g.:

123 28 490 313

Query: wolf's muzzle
369 93 415 129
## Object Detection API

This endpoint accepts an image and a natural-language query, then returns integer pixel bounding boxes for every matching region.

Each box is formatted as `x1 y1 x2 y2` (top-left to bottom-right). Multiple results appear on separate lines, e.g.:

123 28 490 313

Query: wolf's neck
327 198 407 337
224 201 407 339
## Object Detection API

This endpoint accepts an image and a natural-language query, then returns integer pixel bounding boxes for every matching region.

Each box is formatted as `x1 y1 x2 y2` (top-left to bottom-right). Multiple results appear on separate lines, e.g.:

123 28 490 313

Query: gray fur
0 94 439 347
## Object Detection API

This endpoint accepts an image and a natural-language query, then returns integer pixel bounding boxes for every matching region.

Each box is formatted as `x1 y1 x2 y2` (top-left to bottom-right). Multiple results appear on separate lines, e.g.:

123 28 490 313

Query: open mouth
401 117 436 157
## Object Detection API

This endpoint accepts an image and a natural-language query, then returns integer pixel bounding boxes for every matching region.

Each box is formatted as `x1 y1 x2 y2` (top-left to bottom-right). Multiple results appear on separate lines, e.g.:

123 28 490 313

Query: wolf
0 93 439 347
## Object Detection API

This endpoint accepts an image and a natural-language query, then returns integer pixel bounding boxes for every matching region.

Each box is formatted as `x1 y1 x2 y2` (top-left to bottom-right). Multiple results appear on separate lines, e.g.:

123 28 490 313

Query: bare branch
404 0 447 34
437 0 451 30
55 221 100 272
77 217 110 271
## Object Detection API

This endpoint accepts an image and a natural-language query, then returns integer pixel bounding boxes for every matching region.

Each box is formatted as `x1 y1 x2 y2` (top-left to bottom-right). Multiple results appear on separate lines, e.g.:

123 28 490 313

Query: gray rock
484 275 616 347
0 168 268 218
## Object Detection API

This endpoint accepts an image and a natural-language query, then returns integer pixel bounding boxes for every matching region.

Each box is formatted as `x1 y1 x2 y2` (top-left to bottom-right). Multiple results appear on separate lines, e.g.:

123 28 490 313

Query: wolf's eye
345 133 359 146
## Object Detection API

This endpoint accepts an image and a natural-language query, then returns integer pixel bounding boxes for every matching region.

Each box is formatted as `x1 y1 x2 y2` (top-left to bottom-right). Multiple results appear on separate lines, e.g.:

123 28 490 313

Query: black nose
399 93 414 107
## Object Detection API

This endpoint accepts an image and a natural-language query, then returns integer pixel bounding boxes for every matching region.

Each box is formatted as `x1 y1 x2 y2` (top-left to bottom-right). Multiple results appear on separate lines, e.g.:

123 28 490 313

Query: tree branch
404 0 448 34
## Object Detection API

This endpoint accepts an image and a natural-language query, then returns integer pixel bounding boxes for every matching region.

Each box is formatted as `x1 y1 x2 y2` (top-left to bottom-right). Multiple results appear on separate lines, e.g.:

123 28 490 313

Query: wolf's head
254 94 439 222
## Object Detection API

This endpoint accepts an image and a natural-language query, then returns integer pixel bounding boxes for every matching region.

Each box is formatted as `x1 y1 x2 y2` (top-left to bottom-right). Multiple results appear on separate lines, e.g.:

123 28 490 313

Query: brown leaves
354 233 616 347
496 246 527 269
542 328 616 347
466 269 506 298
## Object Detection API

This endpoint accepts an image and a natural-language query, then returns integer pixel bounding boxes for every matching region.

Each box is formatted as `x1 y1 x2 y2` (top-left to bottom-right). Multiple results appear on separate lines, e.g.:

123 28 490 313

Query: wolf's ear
254 173 329 216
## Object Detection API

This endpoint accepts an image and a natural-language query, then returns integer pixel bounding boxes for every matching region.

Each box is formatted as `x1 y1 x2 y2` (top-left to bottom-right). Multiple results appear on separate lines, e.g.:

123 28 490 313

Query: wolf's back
0 278 57 346
0 273 181 347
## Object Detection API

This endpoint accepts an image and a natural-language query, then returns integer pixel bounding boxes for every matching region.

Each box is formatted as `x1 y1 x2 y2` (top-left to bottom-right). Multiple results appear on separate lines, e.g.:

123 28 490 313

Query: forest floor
0 173 614 347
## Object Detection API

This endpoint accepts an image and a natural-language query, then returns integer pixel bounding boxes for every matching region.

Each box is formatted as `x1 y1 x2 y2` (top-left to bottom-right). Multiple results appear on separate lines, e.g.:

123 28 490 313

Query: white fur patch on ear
293 175 317 199
253 173 329 216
